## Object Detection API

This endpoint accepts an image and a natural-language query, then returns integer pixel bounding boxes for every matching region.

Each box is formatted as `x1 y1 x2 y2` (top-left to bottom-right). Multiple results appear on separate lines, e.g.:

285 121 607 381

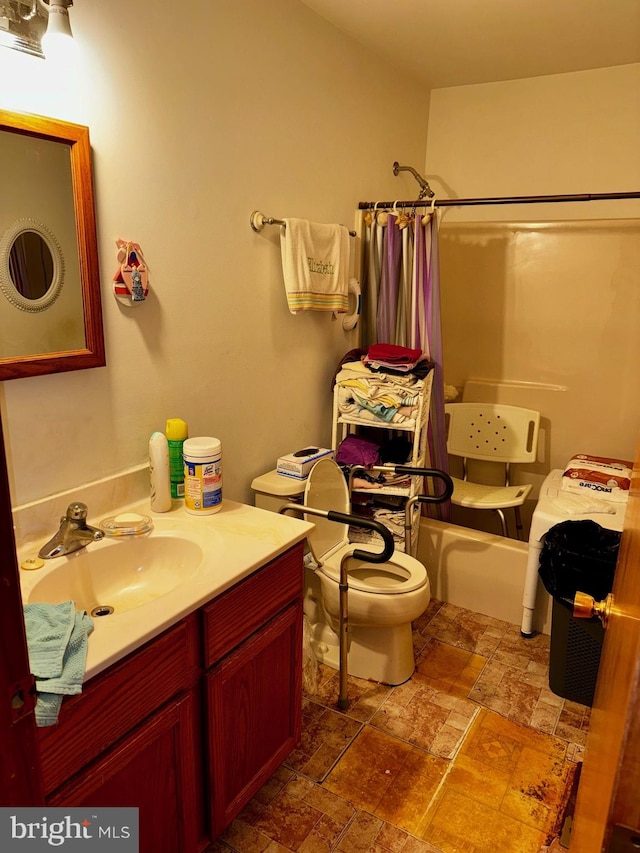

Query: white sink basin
27 535 204 616
18 499 314 680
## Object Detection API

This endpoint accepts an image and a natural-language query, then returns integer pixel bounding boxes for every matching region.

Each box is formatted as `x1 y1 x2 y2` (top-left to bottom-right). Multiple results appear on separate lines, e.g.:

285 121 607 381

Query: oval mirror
10 231 54 300
0 219 64 313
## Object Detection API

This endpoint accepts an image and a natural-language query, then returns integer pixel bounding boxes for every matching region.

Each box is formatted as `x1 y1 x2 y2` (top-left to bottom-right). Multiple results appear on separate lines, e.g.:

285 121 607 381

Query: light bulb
42 1 73 59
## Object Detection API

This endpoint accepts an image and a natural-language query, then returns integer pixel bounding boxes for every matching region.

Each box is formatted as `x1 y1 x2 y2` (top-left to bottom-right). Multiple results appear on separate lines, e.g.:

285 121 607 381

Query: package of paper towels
561 454 633 503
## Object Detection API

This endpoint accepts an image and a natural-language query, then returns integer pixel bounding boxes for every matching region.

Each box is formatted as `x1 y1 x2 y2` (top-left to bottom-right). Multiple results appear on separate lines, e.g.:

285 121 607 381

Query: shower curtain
360 208 449 519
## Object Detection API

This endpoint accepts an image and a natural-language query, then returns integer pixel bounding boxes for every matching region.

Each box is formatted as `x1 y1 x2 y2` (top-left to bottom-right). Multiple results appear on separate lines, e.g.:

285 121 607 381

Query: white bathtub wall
418 517 552 634
424 65 640 538
0 0 431 511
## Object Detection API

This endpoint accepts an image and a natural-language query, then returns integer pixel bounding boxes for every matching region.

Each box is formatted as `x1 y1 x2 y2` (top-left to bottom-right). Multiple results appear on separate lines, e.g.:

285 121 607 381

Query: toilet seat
304 458 427 595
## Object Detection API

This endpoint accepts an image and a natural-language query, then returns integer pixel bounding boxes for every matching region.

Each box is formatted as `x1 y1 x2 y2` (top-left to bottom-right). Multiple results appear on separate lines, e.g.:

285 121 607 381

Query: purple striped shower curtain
361 211 449 519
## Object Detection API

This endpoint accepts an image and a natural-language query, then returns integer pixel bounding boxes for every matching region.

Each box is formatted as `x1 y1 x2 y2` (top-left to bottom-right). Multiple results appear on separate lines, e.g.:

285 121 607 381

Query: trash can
538 520 621 706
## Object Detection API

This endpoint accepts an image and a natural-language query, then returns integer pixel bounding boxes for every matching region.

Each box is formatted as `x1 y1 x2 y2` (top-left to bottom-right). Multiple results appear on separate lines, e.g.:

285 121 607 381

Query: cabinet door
48 690 203 853
206 600 302 837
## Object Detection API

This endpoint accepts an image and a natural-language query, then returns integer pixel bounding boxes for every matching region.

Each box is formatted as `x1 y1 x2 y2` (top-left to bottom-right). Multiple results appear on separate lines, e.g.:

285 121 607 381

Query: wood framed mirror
0 109 105 380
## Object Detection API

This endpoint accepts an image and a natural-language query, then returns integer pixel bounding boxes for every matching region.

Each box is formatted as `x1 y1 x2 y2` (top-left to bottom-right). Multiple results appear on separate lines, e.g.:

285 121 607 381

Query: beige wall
0 0 430 508
424 65 640 530
425 64 640 222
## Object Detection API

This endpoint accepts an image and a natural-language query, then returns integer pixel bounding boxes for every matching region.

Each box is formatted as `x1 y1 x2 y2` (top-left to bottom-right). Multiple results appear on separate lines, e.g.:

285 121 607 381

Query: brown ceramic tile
419 603 510 656
412 598 444 633
324 727 448 835
423 788 546 853
423 709 575 847
415 638 486 698
553 701 591 749
306 665 392 722
219 602 583 853
250 788 322 849
503 744 574 830
529 699 563 735
470 656 548 728
220 818 287 852
284 699 362 782
335 811 443 853
371 678 478 758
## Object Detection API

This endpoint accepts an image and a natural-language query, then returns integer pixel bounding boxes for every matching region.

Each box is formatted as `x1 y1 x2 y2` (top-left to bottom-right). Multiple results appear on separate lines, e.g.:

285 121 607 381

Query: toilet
301 458 430 685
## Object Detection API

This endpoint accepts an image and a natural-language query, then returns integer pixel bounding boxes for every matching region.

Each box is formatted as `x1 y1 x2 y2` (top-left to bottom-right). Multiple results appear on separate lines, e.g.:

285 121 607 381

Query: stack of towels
23 601 93 727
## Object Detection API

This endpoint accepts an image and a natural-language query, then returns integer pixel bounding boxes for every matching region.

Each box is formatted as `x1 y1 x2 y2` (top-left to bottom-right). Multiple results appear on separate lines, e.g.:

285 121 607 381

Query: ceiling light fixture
0 0 73 59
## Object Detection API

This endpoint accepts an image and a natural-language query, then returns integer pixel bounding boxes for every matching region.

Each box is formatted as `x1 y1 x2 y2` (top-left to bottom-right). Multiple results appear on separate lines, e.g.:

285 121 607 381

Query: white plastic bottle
149 431 172 512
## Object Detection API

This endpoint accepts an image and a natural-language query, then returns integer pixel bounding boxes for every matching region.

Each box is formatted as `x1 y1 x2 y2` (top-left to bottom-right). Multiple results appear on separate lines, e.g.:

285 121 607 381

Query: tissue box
277 447 334 479
561 454 633 503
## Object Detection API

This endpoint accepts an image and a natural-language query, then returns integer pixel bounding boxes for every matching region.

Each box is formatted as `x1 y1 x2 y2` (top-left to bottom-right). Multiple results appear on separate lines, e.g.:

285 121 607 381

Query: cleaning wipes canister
183 437 222 515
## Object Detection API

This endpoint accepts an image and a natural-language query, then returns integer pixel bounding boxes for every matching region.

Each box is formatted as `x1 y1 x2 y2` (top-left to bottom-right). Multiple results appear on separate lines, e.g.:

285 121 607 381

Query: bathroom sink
27 536 205 617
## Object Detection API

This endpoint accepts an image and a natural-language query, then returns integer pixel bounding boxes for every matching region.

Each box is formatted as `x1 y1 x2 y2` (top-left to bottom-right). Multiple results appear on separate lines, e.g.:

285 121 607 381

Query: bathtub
417 518 551 634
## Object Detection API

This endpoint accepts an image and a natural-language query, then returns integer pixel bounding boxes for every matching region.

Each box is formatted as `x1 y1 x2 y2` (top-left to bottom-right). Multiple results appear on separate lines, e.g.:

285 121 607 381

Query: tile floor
211 600 587 853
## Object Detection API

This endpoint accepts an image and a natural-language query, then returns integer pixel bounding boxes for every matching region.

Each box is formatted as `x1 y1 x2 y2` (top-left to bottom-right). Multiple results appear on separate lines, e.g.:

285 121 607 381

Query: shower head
392 162 435 200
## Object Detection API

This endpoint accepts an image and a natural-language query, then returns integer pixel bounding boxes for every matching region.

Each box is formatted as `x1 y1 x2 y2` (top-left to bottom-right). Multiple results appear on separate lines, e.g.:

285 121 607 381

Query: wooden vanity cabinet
48 689 203 853
38 614 205 853
202 543 303 836
35 542 305 852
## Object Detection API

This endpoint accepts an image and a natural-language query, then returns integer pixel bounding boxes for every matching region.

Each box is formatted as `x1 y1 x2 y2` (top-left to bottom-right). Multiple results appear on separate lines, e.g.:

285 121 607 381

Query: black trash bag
538 519 621 602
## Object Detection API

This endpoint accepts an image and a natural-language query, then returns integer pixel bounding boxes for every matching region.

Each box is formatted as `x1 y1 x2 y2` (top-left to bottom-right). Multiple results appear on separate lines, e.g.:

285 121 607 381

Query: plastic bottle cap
166 418 188 440
183 436 221 458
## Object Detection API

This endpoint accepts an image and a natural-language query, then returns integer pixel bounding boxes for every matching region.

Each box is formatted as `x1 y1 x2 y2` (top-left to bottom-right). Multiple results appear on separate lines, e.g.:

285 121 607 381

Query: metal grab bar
347 464 453 557
280 503 394 710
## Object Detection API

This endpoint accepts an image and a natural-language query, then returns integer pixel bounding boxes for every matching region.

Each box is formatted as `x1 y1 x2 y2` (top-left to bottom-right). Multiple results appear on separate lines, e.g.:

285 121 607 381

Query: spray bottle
166 418 189 499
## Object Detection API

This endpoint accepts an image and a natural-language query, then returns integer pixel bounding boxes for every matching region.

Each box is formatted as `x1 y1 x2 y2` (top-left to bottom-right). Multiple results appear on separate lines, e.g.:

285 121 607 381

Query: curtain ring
421 195 437 225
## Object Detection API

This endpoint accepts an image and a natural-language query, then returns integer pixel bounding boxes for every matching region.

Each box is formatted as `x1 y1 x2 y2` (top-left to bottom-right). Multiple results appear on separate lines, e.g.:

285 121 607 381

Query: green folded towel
23 602 94 727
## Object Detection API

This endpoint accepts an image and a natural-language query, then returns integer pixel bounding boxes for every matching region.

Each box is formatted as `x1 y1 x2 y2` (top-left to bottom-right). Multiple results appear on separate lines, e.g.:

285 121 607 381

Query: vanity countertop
18 498 313 681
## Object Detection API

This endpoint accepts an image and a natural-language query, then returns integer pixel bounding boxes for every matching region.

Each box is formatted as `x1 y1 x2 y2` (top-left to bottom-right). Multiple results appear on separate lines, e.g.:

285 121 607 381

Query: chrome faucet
38 502 105 559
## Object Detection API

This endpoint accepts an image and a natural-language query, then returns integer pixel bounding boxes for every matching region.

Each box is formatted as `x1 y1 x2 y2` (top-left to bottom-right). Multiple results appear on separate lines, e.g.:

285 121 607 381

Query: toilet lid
304 458 351 561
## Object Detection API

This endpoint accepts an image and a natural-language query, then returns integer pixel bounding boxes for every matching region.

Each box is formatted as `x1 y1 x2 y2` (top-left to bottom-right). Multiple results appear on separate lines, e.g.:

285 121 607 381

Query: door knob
573 591 614 629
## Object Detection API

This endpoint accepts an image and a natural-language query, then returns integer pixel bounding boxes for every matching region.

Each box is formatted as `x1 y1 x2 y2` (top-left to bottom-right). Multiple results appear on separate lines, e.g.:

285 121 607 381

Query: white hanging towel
280 218 350 314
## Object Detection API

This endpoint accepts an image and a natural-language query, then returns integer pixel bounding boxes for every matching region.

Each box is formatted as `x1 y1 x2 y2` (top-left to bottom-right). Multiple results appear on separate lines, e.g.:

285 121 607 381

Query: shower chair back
444 402 540 539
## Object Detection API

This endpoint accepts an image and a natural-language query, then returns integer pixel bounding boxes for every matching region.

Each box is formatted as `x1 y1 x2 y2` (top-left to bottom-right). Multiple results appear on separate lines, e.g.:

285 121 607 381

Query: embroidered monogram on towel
307 257 335 275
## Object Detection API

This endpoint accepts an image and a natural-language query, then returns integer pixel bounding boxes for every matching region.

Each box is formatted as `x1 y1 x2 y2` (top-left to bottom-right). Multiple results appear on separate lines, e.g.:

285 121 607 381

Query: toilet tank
251 469 305 513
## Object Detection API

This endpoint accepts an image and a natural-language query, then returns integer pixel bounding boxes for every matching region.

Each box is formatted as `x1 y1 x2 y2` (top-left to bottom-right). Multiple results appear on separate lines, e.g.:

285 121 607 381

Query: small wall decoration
112 239 149 306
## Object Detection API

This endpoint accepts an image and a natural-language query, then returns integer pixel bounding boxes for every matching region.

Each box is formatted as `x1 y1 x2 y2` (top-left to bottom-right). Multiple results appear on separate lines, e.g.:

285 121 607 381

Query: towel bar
250 210 356 237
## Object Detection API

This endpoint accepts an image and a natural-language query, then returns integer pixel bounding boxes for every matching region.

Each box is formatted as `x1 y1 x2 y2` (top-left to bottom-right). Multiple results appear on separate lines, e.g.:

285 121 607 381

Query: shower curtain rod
358 190 640 210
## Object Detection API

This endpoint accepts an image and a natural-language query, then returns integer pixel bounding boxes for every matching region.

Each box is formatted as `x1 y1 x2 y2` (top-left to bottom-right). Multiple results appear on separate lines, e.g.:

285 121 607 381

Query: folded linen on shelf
365 343 423 373
348 508 413 553
335 361 426 425
280 218 350 313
